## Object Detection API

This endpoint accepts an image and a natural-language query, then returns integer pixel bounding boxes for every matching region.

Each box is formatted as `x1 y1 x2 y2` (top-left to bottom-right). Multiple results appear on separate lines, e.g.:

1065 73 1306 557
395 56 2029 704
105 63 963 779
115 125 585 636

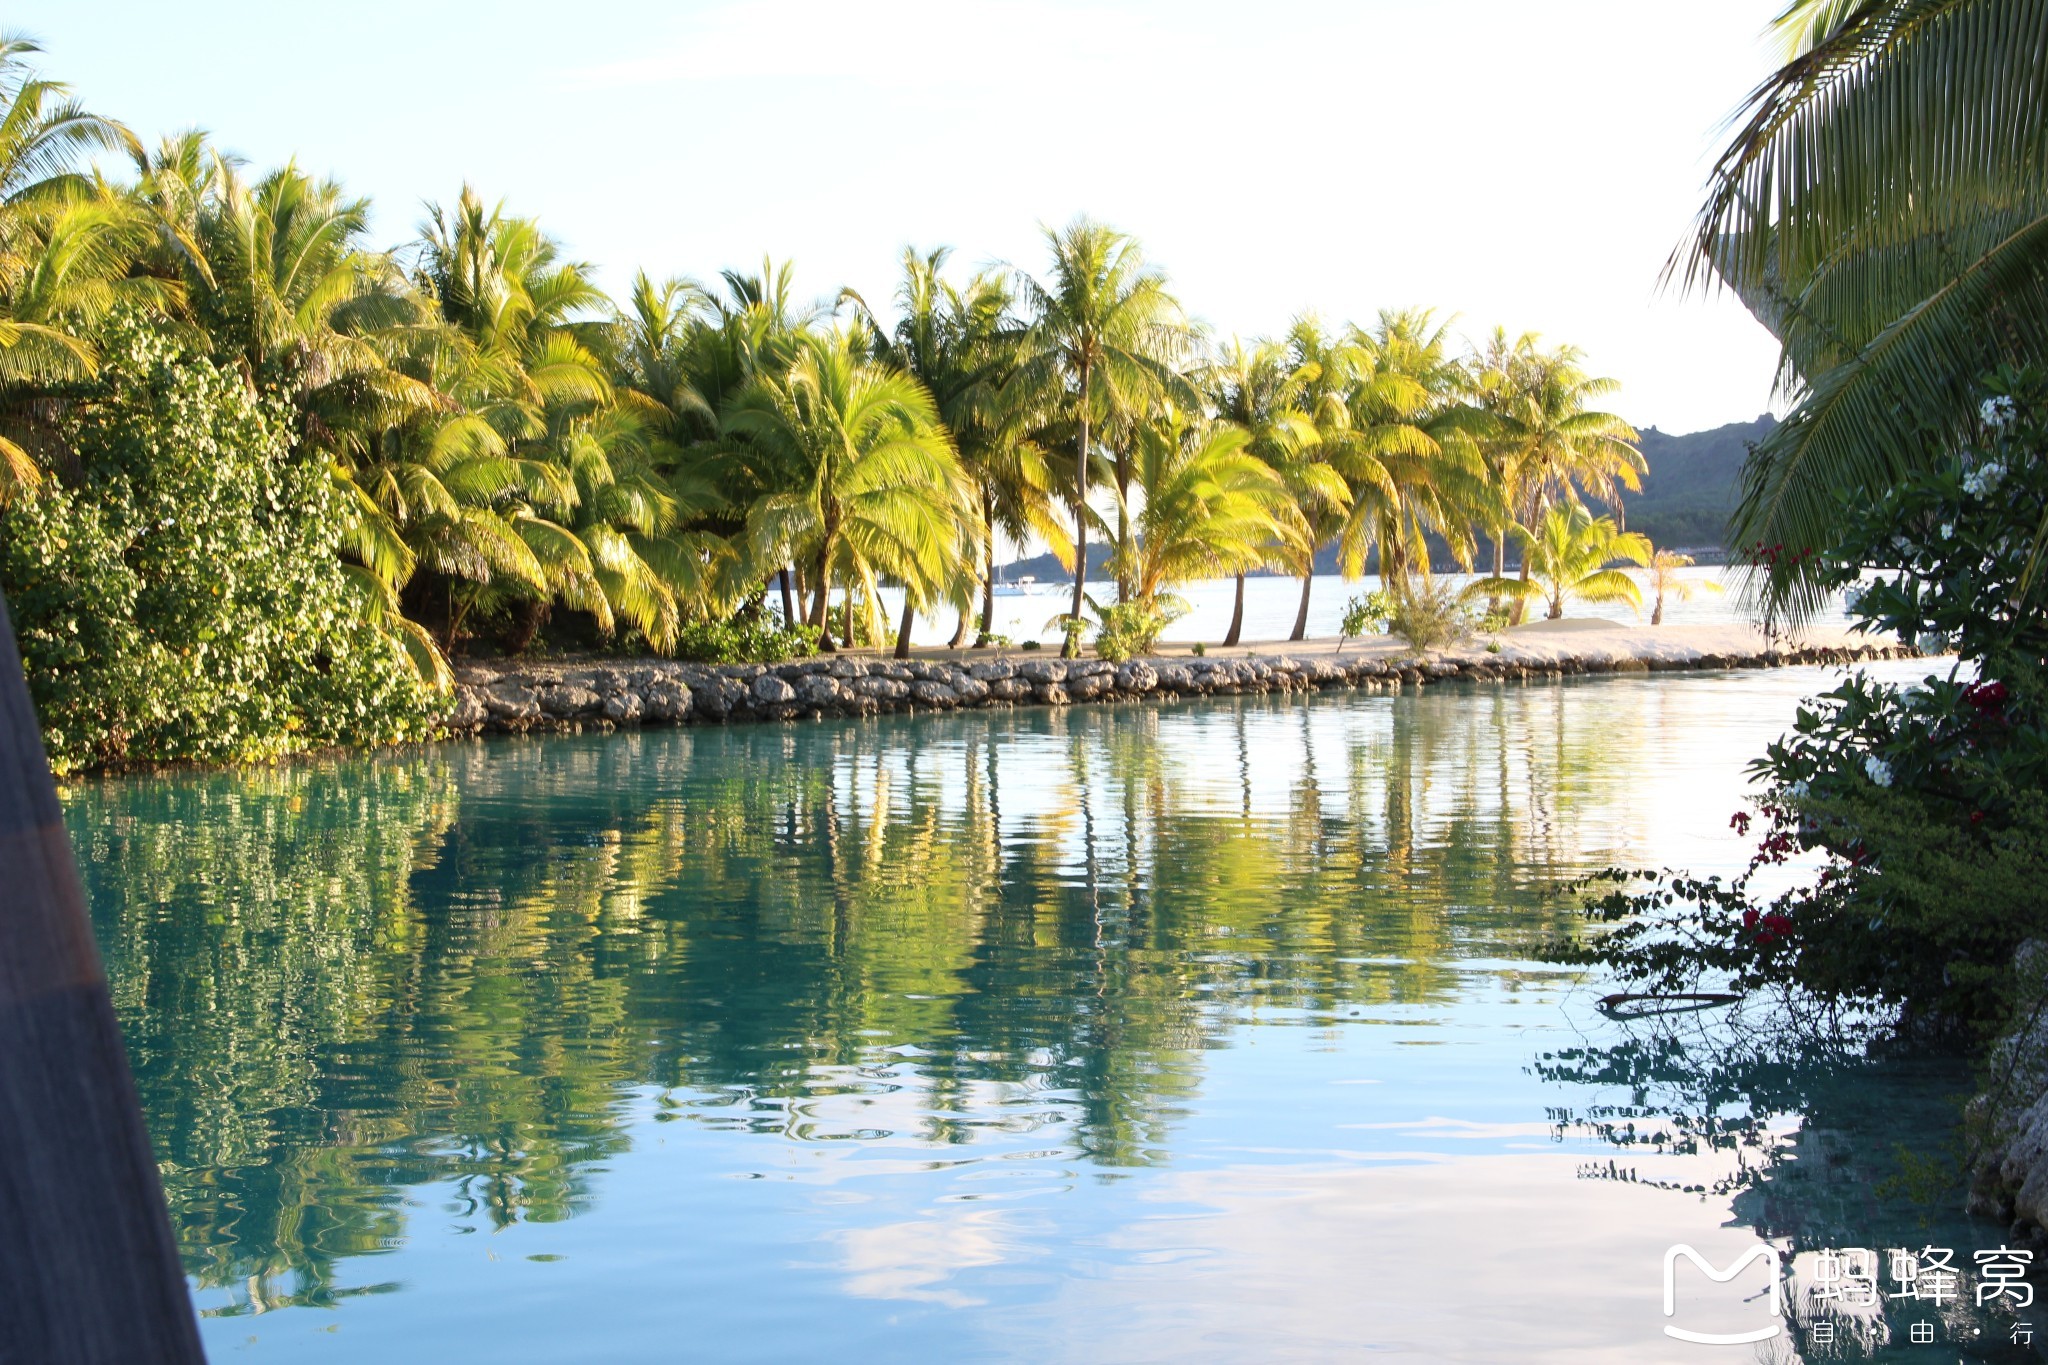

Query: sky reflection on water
66 660 2022 1362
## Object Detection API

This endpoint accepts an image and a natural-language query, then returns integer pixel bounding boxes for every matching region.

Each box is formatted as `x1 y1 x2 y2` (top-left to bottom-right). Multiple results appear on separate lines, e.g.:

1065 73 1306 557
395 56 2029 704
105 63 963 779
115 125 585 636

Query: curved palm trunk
1223 572 1247 647
810 538 837 651
1066 357 1092 659
1290 572 1313 642
1652 591 1666 627
895 593 917 659
778 566 796 626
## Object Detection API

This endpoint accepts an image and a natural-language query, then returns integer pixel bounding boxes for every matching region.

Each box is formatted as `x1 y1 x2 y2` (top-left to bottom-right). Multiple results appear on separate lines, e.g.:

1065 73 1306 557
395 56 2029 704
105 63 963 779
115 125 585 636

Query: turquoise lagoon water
66 661 2034 1363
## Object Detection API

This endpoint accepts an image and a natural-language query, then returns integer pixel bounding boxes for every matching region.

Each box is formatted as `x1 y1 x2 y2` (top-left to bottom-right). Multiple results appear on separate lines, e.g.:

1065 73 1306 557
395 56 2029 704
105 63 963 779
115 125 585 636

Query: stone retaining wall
446 639 1920 737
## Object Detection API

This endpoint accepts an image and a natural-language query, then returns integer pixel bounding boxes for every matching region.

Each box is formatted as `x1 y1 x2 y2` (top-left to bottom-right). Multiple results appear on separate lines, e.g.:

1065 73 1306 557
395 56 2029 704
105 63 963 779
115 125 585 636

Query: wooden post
0 597 204 1363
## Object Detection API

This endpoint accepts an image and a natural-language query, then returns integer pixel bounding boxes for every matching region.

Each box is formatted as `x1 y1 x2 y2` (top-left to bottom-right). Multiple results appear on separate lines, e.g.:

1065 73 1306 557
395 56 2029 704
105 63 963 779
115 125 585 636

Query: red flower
1730 811 1752 835
1962 680 2009 718
1742 909 1760 931
1970 810 1986 826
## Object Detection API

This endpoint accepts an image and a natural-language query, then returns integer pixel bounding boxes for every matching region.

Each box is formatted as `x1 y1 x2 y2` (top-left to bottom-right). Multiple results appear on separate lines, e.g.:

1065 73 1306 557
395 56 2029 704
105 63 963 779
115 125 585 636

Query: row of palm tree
0 34 1658 674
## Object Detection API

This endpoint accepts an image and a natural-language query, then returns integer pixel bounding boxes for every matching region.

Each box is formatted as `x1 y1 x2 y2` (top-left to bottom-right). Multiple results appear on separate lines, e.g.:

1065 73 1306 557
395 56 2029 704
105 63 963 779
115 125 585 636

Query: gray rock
1116 661 1158 693
951 675 991 704
988 677 1032 701
797 675 843 707
828 657 866 680
969 661 1014 682
603 691 643 724
853 675 910 701
1017 659 1067 684
1035 682 1070 705
483 683 541 722
911 680 959 707
1070 658 1114 679
690 676 749 719
541 684 600 718
1068 673 1112 700
449 690 489 729
1155 664 1195 692
752 674 797 705
644 679 693 722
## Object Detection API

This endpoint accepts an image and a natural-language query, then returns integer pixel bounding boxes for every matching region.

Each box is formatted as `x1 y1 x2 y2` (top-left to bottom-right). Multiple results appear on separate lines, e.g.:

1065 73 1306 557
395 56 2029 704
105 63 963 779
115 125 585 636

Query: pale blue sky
39 0 1789 433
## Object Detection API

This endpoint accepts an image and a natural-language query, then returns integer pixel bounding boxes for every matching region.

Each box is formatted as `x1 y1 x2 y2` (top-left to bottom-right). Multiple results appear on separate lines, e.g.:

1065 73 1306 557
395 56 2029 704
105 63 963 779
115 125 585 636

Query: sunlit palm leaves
1683 0 2048 621
728 329 974 650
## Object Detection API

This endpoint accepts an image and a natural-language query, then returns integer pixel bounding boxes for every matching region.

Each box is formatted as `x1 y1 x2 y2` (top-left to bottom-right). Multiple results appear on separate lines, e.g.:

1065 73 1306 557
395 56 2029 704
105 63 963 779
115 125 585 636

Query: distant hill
1619 414 1775 554
999 414 1772 578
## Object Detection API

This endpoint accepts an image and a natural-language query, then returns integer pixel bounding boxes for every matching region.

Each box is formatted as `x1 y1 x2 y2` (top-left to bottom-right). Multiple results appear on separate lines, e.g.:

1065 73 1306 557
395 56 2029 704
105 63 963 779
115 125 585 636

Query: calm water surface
67 663 2027 1362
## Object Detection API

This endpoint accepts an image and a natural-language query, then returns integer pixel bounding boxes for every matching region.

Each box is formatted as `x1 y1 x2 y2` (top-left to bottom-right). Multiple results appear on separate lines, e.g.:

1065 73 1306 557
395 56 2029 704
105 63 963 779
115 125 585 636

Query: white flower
1982 395 2018 428
1939 522 1955 540
1864 755 1894 787
1963 460 2008 498
1916 630 1952 654
1842 583 1866 613
1787 780 1811 799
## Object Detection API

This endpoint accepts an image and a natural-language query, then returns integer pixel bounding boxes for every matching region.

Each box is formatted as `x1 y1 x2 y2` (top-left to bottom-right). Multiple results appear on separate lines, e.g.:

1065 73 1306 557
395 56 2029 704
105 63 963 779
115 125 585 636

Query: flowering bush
1556 370 2048 1033
0 315 437 772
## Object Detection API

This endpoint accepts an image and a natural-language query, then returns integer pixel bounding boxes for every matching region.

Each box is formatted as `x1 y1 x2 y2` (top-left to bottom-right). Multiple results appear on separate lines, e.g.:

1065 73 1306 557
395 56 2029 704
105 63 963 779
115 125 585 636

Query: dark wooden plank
0 596 205 1364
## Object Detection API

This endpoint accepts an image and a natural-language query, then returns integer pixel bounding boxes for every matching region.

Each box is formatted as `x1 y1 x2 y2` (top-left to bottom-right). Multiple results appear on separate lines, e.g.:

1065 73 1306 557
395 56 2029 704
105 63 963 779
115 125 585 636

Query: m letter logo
1662 1244 1784 1345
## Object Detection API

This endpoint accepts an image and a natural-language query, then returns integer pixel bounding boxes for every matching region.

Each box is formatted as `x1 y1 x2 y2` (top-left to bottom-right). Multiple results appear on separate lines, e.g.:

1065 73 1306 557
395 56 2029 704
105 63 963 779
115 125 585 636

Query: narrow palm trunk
1223 572 1247 647
895 593 917 659
977 496 997 642
1652 592 1665 627
810 542 836 651
1115 450 1132 603
778 566 796 626
1512 559 1532 626
1290 572 1313 642
948 608 970 648
1066 358 1092 659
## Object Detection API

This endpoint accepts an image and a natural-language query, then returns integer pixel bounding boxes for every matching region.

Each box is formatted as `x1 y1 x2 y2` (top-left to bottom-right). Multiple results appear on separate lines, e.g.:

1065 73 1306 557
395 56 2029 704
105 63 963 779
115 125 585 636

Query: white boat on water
990 573 1044 597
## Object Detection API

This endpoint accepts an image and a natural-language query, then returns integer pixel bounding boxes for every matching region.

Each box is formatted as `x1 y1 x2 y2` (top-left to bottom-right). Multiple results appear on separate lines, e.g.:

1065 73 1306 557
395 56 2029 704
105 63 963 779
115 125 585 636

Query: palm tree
1331 310 1489 598
1507 503 1653 621
0 36 149 495
0 35 140 206
1206 337 1343 646
1010 217 1190 655
1121 410 1302 613
1680 0 2048 621
727 329 972 652
871 248 1063 648
1646 548 1723 626
1475 331 1642 622
1278 315 1368 639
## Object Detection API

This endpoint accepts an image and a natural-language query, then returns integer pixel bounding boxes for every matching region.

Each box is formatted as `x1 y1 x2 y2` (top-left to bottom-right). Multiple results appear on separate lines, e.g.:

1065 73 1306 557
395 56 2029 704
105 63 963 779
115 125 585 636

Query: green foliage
1339 590 1393 646
1092 599 1178 663
1555 375 2048 1033
1684 1 2048 622
673 617 820 664
1190 640 1206 657
1020 639 1042 651
1386 581 1470 654
0 316 435 772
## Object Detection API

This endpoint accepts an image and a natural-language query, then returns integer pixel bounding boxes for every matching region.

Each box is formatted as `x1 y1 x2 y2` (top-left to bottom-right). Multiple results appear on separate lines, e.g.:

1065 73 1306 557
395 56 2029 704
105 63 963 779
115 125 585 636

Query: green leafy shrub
673 618 821 664
1554 370 2048 1034
1190 641 1206 657
1337 590 1393 652
1020 639 1041 651
0 316 436 773
1386 581 1470 654
1093 599 1178 663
